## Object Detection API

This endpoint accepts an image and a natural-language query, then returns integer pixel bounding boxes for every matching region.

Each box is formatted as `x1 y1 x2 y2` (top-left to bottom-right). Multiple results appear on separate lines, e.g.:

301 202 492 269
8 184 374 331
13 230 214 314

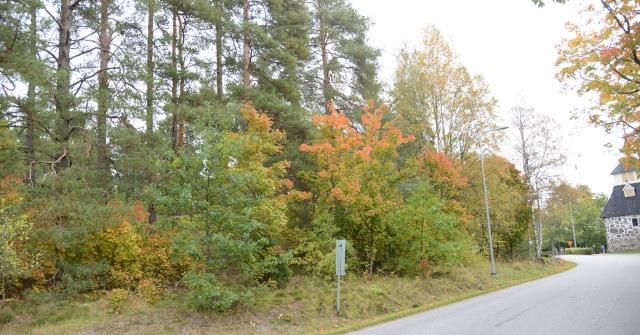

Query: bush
565 247 593 255
90 221 144 289
106 288 129 314
182 272 243 312
257 248 292 288
137 279 161 305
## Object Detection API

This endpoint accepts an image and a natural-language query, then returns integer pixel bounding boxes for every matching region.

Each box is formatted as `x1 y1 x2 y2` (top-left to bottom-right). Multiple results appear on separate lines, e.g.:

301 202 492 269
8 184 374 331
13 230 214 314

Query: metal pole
569 202 577 248
336 273 341 315
481 156 497 276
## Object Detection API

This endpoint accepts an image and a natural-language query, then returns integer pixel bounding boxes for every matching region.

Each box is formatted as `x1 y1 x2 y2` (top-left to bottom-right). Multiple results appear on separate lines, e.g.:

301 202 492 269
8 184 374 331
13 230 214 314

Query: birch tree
511 102 565 258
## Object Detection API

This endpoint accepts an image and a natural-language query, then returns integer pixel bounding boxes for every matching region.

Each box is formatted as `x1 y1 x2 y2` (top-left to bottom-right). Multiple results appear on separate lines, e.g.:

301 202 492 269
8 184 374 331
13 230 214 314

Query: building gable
602 181 640 218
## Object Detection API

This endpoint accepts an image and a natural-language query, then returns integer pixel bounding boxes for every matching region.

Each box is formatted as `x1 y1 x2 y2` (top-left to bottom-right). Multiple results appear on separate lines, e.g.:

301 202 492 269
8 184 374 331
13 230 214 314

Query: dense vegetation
0 0 605 315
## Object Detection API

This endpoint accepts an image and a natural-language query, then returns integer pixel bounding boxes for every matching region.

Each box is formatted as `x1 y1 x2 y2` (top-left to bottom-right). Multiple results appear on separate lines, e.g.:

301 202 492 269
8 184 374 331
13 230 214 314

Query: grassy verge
611 248 640 254
0 258 574 335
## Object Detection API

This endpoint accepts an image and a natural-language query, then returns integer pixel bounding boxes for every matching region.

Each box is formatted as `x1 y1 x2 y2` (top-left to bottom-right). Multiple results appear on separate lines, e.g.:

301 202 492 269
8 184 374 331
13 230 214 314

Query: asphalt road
349 254 640 335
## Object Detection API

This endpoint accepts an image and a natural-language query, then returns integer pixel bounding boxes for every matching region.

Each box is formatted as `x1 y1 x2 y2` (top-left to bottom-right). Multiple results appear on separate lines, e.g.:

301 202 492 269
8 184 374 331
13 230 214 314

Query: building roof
610 162 637 175
602 182 640 218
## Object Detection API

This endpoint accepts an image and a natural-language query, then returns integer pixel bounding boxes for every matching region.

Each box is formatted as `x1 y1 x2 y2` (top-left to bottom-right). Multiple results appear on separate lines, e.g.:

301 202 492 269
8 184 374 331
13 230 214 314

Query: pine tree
306 0 380 116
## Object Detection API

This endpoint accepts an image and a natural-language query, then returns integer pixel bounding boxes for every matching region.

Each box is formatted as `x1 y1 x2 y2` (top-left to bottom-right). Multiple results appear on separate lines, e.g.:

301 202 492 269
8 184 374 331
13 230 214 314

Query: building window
624 183 636 197
633 218 639 227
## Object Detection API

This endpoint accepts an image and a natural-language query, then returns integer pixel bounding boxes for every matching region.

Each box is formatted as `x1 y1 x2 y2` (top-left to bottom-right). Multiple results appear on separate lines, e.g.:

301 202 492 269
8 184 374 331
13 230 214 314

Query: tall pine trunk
170 8 178 151
146 0 156 223
54 0 76 169
145 0 154 137
215 3 223 99
24 2 37 175
96 0 111 179
319 11 331 114
176 14 185 149
242 0 250 89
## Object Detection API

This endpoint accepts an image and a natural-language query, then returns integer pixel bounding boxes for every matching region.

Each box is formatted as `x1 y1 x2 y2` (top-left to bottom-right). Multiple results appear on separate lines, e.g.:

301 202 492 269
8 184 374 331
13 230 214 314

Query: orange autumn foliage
131 201 149 223
418 150 471 224
300 102 414 209
421 150 468 189
106 199 149 224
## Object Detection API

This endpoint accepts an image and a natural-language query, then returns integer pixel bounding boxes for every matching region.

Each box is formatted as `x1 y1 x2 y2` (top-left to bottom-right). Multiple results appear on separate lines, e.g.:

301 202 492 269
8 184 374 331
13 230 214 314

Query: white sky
349 0 620 195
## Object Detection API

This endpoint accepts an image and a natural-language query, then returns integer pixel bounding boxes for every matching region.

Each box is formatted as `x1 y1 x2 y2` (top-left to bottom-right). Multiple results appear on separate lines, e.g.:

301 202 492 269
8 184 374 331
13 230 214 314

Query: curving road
349 254 640 335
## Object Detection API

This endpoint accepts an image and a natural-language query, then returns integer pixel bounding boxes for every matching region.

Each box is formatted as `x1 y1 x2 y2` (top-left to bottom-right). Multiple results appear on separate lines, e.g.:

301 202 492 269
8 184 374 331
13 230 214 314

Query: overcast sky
349 0 620 195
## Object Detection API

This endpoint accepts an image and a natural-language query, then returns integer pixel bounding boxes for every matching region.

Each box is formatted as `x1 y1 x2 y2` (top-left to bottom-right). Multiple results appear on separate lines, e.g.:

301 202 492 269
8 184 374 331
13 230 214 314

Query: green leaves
387 180 470 274
392 26 498 162
160 104 292 292
182 272 243 312
543 183 607 249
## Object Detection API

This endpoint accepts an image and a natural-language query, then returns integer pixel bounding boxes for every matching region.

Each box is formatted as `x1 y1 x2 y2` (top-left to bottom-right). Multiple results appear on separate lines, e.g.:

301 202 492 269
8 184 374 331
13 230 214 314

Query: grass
0 258 574 335
611 248 640 254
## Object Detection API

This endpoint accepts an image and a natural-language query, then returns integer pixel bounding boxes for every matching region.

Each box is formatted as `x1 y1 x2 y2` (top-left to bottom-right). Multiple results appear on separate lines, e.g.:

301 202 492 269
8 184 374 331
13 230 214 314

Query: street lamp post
481 156 497 276
569 202 577 248
480 126 508 276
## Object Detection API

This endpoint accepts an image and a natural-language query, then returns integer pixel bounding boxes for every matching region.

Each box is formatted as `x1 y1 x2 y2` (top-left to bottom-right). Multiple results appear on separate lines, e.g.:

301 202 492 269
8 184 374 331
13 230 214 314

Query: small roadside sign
336 239 346 276
335 239 346 315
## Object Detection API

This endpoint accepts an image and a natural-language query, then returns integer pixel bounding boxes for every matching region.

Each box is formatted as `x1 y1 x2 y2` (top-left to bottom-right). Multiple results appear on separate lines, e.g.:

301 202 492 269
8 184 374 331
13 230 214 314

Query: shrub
140 231 183 285
257 248 292 288
565 247 593 255
107 288 129 314
137 278 161 305
182 272 243 312
90 221 144 289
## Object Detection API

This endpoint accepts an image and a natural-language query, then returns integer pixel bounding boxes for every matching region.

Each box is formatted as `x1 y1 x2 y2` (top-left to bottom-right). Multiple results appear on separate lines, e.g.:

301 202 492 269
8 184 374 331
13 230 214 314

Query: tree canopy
0 0 586 313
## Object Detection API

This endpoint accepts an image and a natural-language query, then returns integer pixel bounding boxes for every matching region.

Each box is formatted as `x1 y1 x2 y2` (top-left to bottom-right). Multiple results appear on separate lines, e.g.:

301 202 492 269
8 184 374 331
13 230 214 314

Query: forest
0 0 611 326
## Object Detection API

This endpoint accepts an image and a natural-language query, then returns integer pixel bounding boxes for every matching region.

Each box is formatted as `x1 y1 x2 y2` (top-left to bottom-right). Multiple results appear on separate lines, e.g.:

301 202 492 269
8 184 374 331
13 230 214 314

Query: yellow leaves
287 190 312 201
240 102 286 148
567 37 582 49
599 90 613 103
241 102 273 132
270 160 291 176
90 221 144 288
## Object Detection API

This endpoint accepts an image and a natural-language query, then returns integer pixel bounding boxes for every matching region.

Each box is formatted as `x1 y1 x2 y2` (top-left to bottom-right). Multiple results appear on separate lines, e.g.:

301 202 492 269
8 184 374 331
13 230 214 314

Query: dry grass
0 258 573 335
